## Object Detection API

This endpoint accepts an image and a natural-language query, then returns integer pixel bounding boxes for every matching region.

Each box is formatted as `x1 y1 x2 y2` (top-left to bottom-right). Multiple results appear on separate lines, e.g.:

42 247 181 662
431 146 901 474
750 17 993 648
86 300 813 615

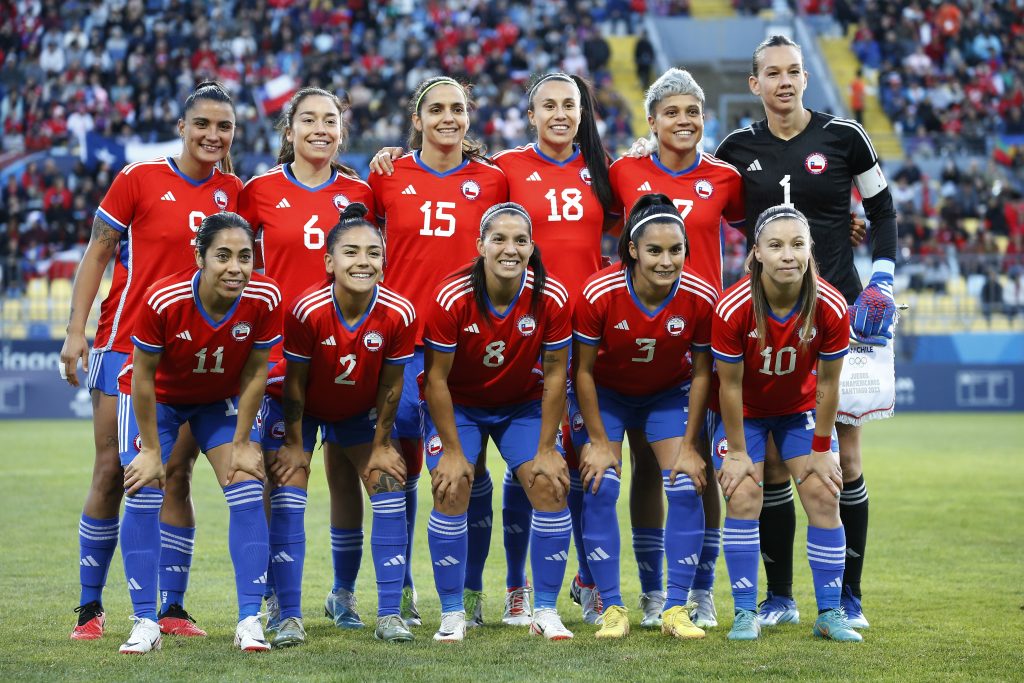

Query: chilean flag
256 75 298 117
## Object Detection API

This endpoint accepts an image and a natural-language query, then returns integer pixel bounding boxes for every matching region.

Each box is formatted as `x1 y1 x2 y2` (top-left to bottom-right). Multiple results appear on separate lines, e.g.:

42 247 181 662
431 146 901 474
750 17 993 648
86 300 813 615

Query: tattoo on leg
372 472 404 494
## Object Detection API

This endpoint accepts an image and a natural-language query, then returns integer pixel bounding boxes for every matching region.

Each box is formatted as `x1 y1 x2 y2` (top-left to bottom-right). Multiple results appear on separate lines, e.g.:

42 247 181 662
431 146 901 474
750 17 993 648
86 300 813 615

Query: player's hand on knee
527 447 570 502
669 441 707 494
431 450 472 505
124 447 165 495
797 449 842 498
580 441 619 494
717 449 759 500
364 441 407 487
225 441 266 486
269 442 310 485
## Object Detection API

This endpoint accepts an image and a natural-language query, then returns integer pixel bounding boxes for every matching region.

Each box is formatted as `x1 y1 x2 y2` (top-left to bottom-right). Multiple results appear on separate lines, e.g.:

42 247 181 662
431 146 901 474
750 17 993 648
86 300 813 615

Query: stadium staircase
689 0 735 18
819 32 904 161
607 34 651 138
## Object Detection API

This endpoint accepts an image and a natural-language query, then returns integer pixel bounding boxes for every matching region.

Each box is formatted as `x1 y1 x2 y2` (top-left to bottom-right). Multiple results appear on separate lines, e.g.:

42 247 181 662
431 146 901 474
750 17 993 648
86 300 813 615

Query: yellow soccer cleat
594 605 630 639
661 604 705 640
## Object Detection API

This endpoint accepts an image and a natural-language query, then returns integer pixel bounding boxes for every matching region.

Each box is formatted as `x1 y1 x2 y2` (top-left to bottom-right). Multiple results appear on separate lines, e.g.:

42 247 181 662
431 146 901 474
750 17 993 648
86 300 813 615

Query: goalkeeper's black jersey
717 111 893 304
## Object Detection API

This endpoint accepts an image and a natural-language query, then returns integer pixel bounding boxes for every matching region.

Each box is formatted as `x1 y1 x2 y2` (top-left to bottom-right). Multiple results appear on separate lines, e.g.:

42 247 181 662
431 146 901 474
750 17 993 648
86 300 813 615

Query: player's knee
163 460 194 499
797 478 840 520
725 482 762 518
433 479 471 516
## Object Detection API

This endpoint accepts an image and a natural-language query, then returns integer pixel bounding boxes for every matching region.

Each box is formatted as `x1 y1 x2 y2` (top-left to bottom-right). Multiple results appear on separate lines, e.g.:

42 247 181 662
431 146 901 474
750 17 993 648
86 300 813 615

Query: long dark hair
406 76 487 162
182 81 235 175
458 202 547 324
744 204 818 349
617 193 687 269
275 87 359 179
195 211 254 257
526 73 614 213
324 202 383 283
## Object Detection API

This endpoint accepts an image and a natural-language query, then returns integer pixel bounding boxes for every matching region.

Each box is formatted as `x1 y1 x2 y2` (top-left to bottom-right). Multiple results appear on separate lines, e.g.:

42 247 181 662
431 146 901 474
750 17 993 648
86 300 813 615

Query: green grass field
0 414 1021 681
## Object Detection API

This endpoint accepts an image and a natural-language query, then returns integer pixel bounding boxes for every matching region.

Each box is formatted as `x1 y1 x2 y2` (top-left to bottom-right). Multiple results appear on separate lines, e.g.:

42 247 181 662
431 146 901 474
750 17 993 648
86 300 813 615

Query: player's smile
630 222 686 302
529 78 581 154
750 45 807 116
415 84 469 151
480 214 534 287
326 226 383 297
650 94 703 166
288 95 342 162
755 219 810 288
196 227 254 310
180 100 235 169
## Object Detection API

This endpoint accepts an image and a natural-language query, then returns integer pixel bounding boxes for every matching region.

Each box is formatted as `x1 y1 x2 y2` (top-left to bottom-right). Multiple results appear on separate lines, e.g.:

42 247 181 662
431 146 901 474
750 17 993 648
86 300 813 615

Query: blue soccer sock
370 492 408 617
723 517 760 612
78 514 118 606
330 527 363 593
632 527 665 595
529 508 572 609
807 525 846 612
158 523 195 612
692 527 722 591
269 486 307 620
403 474 419 590
581 470 622 608
502 469 532 589
224 481 269 621
465 472 493 592
567 469 593 585
427 510 468 613
663 472 705 608
121 488 163 620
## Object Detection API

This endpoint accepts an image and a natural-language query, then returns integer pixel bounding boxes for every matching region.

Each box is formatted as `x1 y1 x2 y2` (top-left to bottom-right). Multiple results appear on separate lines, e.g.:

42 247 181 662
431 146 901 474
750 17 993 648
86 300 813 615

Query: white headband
629 212 684 239
753 206 807 241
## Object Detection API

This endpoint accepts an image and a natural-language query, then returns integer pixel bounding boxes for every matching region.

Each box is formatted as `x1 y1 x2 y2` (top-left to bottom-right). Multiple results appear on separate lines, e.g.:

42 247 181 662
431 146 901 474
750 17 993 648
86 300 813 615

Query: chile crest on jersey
363 330 384 351
805 153 828 175
694 179 714 199
213 188 229 210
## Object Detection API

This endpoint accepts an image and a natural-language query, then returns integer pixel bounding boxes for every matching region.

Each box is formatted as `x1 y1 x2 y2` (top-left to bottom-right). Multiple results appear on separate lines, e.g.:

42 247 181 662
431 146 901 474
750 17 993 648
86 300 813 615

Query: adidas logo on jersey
252 572 268 584
276 198 291 209
732 577 754 590
401 185 417 195
163 565 189 573
678 553 700 565
637 560 655 572
823 577 843 589
636 181 652 192
747 159 763 172
614 320 630 330
321 336 336 346
587 547 611 562
127 578 143 590
464 323 480 333
175 330 192 341
504 523 525 534
470 516 493 529
383 554 407 567
161 191 177 201
545 550 569 562
272 552 294 563
434 555 460 567
526 171 542 182
80 556 99 567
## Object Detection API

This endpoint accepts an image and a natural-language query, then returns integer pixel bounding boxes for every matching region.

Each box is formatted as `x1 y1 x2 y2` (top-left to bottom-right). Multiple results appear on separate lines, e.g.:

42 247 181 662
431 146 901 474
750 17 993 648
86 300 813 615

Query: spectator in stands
980 267 1012 325
635 30 655 88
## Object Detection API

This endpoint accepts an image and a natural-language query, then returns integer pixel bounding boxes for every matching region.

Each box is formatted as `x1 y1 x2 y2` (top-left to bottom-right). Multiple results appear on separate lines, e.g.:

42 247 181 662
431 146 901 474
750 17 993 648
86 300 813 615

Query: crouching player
422 203 574 642
712 205 862 642
116 213 282 653
259 203 417 644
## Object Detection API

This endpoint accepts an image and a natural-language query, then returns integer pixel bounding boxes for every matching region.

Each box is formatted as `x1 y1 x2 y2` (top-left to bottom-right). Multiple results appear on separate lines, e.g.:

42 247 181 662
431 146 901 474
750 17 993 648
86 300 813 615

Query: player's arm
224 347 271 485
423 348 472 503
715 354 759 498
125 347 164 495
60 217 120 386
572 339 620 493
527 347 570 498
798 356 844 496
364 362 407 489
670 348 711 492
271 360 312 485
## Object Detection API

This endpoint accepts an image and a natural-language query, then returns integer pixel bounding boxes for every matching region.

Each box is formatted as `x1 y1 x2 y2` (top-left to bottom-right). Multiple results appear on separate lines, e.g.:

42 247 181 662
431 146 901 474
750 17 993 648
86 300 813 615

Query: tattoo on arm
91 218 121 250
372 472 404 494
816 390 824 405
542 352 559 365
283 398 303 423
378 382 398 431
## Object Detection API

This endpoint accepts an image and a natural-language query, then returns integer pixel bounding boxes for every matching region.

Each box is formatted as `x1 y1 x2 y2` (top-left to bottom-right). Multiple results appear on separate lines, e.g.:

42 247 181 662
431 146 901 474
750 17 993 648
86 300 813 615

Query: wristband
811 434 831 452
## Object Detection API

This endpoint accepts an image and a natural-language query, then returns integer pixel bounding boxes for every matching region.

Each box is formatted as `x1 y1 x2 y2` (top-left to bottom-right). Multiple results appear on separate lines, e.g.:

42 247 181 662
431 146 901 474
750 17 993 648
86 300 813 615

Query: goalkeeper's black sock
759 481 795 598
839 475 868 597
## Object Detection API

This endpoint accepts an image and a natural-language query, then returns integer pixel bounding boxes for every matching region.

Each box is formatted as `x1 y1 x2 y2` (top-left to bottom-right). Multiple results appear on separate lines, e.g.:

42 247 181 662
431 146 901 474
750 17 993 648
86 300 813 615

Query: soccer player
369 76 508 627
115 212 282 654
238 86 376 641
260 203 417 643
711 205 861 643
59 81 241 640
609 68 744 629
572 194 717 640
716 35 898 629
421 203 574 642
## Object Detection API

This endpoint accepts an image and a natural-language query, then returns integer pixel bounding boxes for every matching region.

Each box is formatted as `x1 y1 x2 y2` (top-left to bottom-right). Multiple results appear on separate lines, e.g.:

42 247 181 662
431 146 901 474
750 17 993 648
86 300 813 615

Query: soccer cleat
661 604 705 640
813 608 864 642
270 617 306 648
841 585 870 629
433 611 467 642
324 587 365 629
728 609 761 641
594 605 630 639
119 617 162 654
463 589 485 628
70 601 105 640
234 615 271 652
375 614 415 643
570 576 603 625
502 585 533 626
401 586 422 627
756 591 800 627
157 603 207 637
264 593 281 635
638 590 667 628
688 588 718 629
529 607 573 641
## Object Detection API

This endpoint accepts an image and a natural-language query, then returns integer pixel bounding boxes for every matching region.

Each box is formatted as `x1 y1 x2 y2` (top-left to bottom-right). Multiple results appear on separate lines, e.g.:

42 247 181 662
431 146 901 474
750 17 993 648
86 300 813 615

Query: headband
481 203 533 235
530 73 578 95
753 205 807 242
629 211 684 239
415 78 464 113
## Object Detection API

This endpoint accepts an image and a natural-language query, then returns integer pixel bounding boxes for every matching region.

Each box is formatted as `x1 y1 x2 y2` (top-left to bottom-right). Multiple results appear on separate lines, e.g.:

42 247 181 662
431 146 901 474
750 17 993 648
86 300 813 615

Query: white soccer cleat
688 588 718 628
570 576 603 625
433 611 467 642
638 590 667 628
234 615 271 652
502 585 533 626
119 617 162 655
529 608 573 641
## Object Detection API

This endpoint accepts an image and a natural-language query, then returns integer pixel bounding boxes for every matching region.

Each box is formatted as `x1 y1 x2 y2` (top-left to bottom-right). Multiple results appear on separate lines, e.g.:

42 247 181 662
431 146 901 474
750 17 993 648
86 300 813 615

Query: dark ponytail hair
407 76 487 162
751 34 803 77
195 211 254 257
459 202 547 325
617 193 687 269
275 87 360 179
526 73 614 213
182 80 236 175
324 202 384 283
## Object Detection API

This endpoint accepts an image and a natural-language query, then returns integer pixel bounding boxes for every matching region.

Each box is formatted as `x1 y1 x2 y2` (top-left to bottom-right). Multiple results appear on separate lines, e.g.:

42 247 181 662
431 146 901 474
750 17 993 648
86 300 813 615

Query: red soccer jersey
369 152 508 342
267 283 416 422
609 152 744 292
422 268 571 408
94 158 242 353
120 270 282 404
492 144 605 301
574 264 718 396
237 163 376 362
712 276 850 417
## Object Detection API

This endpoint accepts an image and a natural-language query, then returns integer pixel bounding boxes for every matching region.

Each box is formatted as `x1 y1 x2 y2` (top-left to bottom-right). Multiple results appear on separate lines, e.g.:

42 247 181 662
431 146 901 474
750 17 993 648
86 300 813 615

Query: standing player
609 68 744 628
238 87 376 639
59 81 241 640
369 76 508 627
115 212 282 654
261 203 417 643
572 195 717 640
716 35 898 629
711 205 861 643
421 203 574 642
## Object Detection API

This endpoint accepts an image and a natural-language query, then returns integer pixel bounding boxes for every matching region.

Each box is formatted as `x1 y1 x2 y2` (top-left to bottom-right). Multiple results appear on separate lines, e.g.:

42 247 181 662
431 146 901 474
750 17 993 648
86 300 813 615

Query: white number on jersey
335 354 357 385
223 398 238 416
758 345 796 376
544 188 584 222
193 346 225 374
632 338 656 363
188 211 205 246
419 201 457 237
303 215 325 250
672 199 694 220
779 175 792 205
483 341 506 367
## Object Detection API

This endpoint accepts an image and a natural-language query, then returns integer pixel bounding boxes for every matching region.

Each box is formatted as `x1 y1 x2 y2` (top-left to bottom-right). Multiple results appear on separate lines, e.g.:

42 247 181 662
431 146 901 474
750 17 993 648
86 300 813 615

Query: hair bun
340 202 367 220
